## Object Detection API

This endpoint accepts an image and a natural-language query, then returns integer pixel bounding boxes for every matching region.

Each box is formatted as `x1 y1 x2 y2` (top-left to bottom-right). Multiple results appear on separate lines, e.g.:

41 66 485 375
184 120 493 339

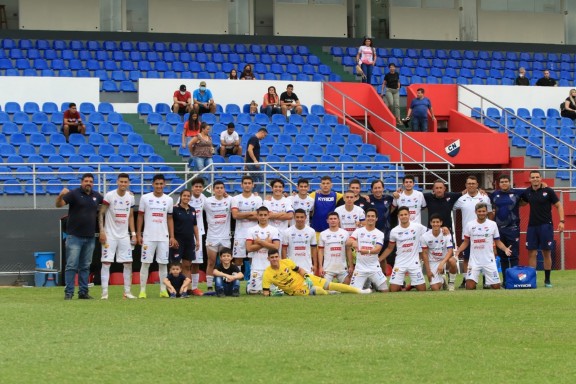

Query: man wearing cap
172 84 192 114
193 81 217 115
220 122 242 157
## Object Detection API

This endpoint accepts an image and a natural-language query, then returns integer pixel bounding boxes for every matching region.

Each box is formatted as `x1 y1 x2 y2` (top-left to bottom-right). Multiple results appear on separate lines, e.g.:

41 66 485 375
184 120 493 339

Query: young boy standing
213 248 244 297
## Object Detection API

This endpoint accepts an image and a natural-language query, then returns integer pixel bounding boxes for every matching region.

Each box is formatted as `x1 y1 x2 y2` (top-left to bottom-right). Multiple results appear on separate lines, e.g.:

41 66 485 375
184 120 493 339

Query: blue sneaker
169 292 177 298
180 292 190 298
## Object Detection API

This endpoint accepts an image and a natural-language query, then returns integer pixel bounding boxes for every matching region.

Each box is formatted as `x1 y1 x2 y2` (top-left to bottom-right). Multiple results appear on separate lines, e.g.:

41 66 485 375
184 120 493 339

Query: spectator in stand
406 88 435 132
228 69 239 80
245 128 268 191
193 81 217 115
219 122 242 157
62 102 86 141
381 63 401 125
560 89 576 121
280 84 302 117
514 67 530 86
356 37 376 85
240 64 256 80
181 112 200 149
536 69 557 87
172 84 192 115
188 122 213 171
261 86 282 118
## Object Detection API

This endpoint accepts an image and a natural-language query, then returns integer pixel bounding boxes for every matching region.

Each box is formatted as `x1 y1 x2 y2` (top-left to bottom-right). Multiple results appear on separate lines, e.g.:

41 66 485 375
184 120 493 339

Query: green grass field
1 272 576 384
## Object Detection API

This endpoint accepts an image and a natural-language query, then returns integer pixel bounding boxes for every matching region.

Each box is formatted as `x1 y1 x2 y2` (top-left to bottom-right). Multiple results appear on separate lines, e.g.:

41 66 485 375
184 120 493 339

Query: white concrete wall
19 0 99 31
138 79 323 111
458 84 571 115
478 11 564 44
389 7 460 40
148 0 228 34
273 2 347 37
0 77 100 107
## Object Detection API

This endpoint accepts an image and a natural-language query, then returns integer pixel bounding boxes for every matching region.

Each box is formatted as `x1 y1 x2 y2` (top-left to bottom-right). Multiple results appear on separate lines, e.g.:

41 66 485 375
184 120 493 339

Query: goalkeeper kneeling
262 249 372 296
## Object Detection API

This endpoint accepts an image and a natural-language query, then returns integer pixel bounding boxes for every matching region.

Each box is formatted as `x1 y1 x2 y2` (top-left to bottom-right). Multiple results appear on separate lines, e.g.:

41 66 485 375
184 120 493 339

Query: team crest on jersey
445 139 461 157
543 192 548 197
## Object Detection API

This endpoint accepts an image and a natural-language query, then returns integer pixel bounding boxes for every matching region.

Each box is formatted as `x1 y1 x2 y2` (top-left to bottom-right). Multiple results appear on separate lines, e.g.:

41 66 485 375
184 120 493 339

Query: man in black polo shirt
171 189 200 286
245 127 268 192
56 173 103 300
423 180 462 230
535 69 557 87
521 170 565 288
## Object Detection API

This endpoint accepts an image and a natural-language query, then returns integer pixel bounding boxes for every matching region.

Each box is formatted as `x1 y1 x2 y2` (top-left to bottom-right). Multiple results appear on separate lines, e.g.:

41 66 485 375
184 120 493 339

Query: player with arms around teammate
231 176 262 270
136 174 176 298
420 214 457 291
187 177 207 295
203 180 232 292
262 249 371 296
520 170 565 287
380 206 429 292
264 178 294 233
347 208 389 293
318 212 352 284
335 190 366 234
310 176 343 235
289 178 314 226
282 209 317 274
454 203 512 290
392 175 427 224
245 206 281 294
98 173 137 300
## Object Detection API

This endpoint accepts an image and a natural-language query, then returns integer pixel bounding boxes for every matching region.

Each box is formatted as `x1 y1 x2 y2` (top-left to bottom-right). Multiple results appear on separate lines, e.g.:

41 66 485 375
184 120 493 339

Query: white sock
191 273 200 290
449 273 457 283
140 263 150 292
101 264 110 294
158 264 168 292
206 275 214 289
123 264 132 293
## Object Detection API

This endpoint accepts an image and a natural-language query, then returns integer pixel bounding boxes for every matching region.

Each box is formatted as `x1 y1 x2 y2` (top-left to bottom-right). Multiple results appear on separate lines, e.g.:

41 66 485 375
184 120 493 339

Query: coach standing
520 170 565 288
56 173 103 300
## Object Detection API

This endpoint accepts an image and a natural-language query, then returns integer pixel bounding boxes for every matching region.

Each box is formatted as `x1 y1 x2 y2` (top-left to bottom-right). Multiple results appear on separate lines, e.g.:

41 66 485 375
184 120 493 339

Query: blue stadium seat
137 103 153 115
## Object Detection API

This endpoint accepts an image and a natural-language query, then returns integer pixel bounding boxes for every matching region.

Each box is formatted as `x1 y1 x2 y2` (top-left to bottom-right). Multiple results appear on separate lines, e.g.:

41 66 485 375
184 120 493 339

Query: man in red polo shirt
62 102 86 141
172 84 192 114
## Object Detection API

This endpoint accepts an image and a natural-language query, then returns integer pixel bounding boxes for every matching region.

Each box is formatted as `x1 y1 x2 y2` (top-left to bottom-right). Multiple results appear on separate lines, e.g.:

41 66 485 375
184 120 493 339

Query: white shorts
247 269 265 293
192 247 204 264
350 270 388 291
390 265 425 286
206 238 231 253
466 262 501 285
428 261 446 285
233 237 247 259
141 240 169 264
323 270 348 283
101 237 133 263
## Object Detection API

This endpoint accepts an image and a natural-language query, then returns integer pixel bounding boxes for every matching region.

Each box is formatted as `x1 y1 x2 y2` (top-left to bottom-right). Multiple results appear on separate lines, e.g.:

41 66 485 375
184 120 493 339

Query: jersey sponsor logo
152 212 164 217
402 243 413 248
473 239 486 243
317 197 335 202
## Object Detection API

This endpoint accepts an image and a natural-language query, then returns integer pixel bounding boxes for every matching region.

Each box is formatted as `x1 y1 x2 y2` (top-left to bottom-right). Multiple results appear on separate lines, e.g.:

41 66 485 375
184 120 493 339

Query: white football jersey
389 222 428 268
453 192 492 238
189 193 206 235
393 190 427 224
350 227 385 273
264 196 293 232
289 194 314 226
246 224 281 270
463 219 499 266
318 228 349 273
139 193 174 241
420 231 453 263
231 193 263 239
335 205 365 233
282 225 317 272
203 196 232 241
103 189 135 240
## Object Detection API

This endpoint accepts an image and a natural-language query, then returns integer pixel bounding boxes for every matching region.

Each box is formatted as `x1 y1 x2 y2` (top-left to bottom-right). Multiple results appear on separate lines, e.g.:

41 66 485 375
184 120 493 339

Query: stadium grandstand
0 0 575 281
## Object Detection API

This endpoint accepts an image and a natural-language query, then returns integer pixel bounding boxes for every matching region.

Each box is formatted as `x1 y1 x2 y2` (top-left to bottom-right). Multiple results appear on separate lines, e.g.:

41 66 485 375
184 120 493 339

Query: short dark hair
529 170 541 177
241 175 253 183
213 180 225 188
365 208 378 217
344 190 356 195
498 174 511 182
117 173 129 180
429 213 443 223
403 175 415 182
257 206 269 213
321 175 332 182
220 247 232 256
467 175 478 182
227 122 235 129
397 206 410 215
294 208 307 216
417 88 425 93
270 178 284 188
297 178 309 186
268 248 280 256
327 211 340 219
152 174 165 182
179 188 191 197
349 179 361 187
388 63 396 68
81 173 94 181
169 263 182 269
258 128 268 134
287 84 294 88
371 179 384 189
475 202 488 211
68 102 76 108
191 177 205 187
